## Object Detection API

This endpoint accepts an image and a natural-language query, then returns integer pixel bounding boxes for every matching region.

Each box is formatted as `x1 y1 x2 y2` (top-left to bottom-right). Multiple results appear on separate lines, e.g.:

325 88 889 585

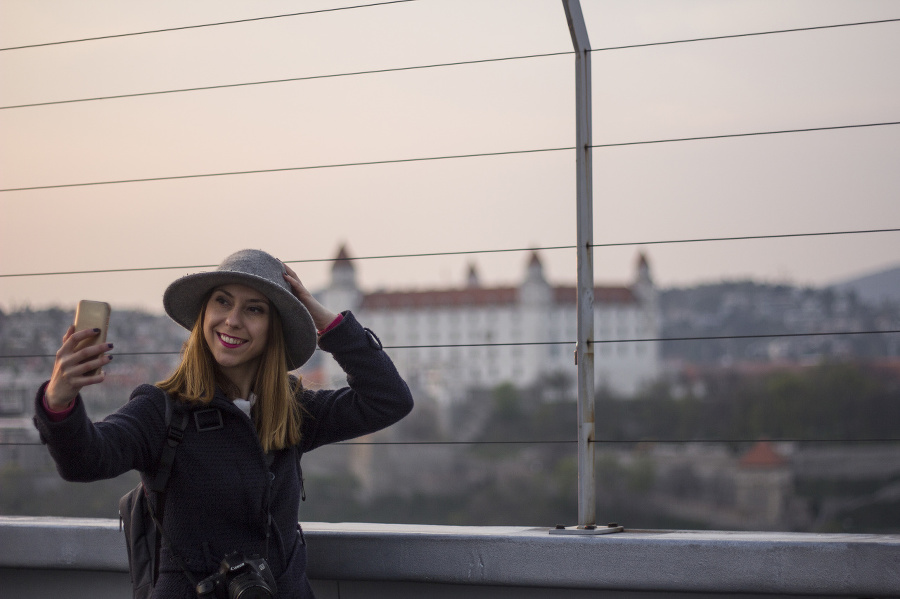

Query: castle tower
518 251 553 381
633 252 655 305
322 244 362 313
519 251 552 306
466 263 480 288
630 251 660 391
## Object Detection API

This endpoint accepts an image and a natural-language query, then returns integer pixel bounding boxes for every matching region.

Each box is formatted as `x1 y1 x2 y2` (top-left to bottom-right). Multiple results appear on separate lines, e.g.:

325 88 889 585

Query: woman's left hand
282 262 340 330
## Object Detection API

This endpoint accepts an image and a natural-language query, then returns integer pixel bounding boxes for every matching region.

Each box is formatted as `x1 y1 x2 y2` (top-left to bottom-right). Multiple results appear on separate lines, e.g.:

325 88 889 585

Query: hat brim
163 270 317 370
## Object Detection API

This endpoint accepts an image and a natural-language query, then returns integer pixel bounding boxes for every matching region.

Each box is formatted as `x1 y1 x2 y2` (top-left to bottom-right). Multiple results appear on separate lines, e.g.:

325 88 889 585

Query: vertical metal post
563 0 596 529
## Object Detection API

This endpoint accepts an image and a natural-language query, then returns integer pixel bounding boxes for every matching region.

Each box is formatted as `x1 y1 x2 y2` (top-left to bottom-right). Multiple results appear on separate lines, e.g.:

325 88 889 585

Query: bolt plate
549 525 624 535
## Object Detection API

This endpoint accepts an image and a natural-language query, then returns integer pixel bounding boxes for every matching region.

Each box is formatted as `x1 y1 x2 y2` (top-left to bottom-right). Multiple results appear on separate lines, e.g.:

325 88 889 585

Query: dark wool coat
33 311 413 599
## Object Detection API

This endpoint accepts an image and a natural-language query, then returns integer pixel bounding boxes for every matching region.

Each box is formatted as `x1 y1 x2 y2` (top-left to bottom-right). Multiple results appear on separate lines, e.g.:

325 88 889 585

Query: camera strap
264 452 277 562
147 488 199 587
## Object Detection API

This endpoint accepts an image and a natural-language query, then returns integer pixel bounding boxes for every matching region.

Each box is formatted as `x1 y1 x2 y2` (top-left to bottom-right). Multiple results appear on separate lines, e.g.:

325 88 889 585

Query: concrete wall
2 517 898 598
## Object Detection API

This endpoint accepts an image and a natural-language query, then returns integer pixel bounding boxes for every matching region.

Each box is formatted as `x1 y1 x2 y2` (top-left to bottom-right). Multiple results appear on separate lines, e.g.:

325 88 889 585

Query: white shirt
233 393 256 419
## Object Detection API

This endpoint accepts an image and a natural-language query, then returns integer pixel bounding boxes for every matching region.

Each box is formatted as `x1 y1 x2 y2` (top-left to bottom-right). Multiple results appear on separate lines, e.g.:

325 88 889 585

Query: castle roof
554 286 635 304
361 285 636 309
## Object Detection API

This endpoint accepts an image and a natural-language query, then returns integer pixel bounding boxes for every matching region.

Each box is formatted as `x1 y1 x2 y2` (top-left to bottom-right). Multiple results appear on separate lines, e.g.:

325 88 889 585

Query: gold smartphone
73 300 111 375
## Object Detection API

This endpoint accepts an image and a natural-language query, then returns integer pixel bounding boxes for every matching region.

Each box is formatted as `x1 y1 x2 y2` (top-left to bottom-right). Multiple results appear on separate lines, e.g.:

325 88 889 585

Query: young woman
34 249 414 598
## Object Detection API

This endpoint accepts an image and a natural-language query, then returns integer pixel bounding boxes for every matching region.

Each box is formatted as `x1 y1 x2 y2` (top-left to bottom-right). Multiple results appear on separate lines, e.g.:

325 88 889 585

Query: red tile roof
739 441 788 469
361 285 636 309
554 286 635 304
362 287 518 309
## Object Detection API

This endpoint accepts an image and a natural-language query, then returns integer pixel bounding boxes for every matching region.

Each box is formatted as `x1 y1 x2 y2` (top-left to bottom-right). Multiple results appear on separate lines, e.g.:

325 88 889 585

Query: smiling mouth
217 333 247 349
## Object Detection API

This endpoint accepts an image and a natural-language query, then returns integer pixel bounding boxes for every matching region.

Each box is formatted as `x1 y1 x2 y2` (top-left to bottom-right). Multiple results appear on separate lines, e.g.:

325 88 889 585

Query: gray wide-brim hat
163 249 317 370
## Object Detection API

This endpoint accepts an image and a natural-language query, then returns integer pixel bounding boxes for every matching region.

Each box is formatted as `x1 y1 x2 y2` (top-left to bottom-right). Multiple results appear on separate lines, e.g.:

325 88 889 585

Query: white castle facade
313 247 660 399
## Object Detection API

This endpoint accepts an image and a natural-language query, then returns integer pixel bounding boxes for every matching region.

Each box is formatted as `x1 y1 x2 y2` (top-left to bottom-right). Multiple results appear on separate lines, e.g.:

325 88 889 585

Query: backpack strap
148 393 188 493
145 392 198 586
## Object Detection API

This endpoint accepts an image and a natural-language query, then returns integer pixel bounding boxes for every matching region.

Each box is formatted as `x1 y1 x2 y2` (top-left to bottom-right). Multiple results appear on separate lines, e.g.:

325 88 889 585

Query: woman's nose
225 308 243 328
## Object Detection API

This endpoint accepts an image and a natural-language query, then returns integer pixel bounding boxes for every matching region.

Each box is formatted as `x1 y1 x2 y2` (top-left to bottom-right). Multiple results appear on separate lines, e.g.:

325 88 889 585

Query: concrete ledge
2 517 899 597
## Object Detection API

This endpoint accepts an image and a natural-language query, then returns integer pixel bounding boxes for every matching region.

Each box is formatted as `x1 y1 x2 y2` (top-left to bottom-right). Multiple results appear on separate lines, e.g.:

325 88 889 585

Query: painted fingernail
107 343 114 349
93 328 101 333
108 355 114 361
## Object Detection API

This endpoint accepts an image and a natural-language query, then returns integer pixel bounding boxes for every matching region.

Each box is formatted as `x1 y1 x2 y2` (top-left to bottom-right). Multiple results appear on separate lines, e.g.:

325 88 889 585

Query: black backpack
119 393 190 599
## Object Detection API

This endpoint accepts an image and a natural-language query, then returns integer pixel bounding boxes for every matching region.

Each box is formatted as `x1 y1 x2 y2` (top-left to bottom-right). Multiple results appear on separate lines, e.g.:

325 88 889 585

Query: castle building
313 246 660 399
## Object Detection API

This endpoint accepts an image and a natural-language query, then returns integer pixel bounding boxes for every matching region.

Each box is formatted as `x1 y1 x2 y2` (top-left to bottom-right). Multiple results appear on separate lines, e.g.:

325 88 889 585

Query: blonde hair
157 294 303 452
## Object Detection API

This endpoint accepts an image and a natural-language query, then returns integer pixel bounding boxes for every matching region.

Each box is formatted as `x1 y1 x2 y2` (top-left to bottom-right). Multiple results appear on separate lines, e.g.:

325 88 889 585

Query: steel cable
2 121 898 194
3 329 898 361
3 18 898 109
3 228 898 279
0 1 420 52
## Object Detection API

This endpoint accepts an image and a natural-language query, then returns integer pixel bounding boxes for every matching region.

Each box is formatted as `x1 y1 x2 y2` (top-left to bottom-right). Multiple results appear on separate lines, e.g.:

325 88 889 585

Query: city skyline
2 0 899 313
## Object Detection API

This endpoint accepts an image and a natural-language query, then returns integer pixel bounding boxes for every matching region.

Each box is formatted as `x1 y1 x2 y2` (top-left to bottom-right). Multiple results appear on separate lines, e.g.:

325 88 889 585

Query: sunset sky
2 0 898 313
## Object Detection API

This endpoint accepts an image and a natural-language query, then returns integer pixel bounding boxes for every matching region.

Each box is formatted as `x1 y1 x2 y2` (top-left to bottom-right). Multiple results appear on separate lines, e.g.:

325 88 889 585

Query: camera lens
228 574 274 599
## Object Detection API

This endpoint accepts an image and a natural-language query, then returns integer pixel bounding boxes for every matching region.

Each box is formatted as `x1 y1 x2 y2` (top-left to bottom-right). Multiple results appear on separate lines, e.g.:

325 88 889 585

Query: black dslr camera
196 552 277 599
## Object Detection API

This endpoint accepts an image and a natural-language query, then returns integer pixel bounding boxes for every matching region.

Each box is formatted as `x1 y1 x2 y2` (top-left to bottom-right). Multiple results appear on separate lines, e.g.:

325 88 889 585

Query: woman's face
203 284 271 388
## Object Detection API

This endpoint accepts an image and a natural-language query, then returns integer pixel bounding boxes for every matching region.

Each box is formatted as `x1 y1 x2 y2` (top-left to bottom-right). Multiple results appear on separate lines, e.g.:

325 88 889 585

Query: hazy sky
2 0 898 314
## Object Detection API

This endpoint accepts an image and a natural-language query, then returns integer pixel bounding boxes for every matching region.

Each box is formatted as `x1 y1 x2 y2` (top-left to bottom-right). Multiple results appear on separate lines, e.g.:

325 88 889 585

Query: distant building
313 246 660 399
735 441 793 527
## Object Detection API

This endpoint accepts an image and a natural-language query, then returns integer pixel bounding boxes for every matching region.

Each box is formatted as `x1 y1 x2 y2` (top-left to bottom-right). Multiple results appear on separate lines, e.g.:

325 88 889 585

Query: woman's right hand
44 326 113 411
282 262 340 331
